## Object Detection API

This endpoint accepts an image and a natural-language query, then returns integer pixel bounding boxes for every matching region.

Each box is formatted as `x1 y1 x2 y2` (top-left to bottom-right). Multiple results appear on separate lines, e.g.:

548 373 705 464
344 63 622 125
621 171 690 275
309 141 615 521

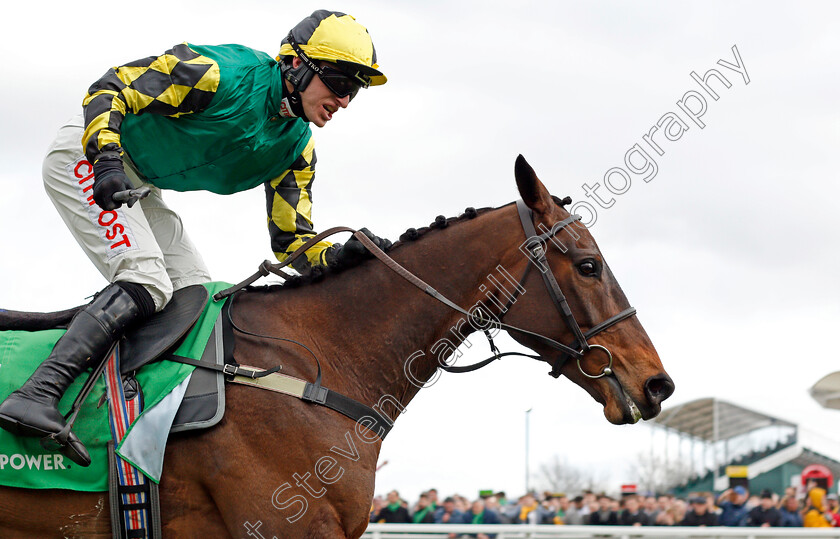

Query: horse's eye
578 260 598 276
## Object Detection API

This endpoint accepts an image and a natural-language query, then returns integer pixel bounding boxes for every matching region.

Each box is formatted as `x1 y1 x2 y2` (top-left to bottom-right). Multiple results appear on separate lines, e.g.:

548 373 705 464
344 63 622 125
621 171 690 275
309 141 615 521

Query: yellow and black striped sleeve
265 137 333 272
81 43 220 162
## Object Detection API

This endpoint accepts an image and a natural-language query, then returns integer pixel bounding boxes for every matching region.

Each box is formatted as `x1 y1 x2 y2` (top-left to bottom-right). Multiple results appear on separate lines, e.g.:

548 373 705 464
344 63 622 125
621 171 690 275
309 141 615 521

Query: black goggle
317 63 363 101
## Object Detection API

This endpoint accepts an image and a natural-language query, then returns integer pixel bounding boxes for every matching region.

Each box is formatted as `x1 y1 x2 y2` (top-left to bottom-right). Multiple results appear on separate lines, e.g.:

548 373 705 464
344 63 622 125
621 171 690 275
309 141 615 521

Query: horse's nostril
645 374 675 405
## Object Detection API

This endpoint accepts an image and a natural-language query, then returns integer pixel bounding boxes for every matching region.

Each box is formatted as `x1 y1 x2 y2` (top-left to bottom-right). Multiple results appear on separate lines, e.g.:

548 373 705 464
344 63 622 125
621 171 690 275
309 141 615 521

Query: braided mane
250 196 572 291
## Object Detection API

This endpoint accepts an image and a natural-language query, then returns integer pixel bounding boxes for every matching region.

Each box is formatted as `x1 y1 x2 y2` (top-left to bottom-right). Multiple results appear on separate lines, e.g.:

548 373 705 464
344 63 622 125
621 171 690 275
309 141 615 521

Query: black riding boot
0 283 151 467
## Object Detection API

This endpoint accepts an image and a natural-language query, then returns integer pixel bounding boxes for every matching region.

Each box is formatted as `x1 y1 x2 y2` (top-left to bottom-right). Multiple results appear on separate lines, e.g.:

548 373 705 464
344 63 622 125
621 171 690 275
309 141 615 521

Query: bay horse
0 156 673 538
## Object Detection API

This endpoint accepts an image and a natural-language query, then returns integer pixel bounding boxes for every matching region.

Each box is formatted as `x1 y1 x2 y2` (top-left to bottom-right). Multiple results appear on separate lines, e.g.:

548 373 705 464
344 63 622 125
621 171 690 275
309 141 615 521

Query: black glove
92 151 134 211
325 228 392 267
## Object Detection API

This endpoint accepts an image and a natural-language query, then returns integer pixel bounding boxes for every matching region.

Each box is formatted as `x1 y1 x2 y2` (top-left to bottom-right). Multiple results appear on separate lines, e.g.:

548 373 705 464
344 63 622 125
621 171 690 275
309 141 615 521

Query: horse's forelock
551 195 573 208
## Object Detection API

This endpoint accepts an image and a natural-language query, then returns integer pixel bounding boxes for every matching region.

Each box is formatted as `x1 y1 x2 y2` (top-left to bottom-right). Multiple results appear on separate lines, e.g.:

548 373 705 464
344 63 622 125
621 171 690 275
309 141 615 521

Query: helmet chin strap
279 58 313 122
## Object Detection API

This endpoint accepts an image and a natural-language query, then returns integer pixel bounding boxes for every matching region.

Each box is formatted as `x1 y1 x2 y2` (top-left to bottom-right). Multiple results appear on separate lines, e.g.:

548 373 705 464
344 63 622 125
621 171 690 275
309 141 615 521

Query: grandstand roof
652 398 797 442
810 371 840 410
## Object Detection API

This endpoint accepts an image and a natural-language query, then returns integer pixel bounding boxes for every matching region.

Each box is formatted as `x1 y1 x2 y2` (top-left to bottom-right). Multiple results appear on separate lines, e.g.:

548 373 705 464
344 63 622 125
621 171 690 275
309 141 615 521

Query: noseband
512 199 637 378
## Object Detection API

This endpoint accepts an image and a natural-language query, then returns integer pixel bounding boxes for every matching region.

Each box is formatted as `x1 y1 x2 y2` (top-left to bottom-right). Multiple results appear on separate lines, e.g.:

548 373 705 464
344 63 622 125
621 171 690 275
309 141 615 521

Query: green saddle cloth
0 281 230 491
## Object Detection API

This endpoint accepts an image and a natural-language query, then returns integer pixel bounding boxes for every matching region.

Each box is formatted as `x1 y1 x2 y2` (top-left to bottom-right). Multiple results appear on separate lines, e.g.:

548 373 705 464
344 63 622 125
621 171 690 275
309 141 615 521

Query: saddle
2 285 228 429
118 284 230 432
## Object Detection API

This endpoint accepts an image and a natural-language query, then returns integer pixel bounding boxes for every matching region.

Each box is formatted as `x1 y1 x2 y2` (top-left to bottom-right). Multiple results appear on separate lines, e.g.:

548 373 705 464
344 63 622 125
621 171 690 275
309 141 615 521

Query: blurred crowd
370 482 840 533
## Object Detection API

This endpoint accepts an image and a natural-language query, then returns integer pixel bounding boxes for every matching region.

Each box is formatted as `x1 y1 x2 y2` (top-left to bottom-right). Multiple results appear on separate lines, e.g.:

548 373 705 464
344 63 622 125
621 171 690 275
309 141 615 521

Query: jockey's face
293 57 351 128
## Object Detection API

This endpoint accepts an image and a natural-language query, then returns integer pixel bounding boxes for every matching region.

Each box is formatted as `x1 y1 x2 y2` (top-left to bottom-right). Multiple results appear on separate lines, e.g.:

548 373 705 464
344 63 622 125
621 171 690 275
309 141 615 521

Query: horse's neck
248 208 523 419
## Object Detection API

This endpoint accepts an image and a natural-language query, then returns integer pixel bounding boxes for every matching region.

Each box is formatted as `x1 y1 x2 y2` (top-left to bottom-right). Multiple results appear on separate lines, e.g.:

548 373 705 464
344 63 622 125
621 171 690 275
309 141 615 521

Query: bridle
215 199 639 380
424 199 637 378
507 199 638 378
188 198 645 441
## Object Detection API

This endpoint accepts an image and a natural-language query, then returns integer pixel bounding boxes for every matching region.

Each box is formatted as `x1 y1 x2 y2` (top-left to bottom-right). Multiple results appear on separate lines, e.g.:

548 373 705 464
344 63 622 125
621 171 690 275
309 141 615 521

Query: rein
54 200 637 449
214 199 637 381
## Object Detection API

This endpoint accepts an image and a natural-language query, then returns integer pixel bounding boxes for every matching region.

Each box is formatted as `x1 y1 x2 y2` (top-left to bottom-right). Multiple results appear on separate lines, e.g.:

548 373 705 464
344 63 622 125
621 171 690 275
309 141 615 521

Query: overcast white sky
1 1 839 503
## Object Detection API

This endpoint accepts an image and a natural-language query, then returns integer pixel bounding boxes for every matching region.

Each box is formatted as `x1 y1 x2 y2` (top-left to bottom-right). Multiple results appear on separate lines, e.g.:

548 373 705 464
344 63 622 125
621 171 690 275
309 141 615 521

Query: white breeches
42 114 211 311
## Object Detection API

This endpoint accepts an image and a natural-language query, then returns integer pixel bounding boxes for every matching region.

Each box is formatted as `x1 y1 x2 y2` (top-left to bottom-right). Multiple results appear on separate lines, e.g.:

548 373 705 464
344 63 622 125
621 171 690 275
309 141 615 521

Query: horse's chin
561 360 662 424
602 375 647 425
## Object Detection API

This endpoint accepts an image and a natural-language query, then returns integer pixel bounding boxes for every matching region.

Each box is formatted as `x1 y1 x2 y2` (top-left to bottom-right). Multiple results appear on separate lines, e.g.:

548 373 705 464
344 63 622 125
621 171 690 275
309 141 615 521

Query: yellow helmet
278 10 386 88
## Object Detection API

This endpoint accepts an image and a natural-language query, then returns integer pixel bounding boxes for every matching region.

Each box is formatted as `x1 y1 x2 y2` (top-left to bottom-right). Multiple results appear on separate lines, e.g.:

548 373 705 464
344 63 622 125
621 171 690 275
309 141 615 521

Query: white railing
363 524 840 539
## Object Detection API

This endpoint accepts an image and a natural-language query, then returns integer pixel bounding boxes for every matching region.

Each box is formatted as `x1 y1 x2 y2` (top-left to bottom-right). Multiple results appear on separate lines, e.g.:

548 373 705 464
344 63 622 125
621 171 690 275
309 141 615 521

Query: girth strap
164 355 394 440
163 353 282 379
301 383 393 439
229 368 393 439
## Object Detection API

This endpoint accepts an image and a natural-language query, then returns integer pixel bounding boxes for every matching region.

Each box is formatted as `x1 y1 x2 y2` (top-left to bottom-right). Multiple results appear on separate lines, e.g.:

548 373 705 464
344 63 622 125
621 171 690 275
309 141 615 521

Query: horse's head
502 155 674 424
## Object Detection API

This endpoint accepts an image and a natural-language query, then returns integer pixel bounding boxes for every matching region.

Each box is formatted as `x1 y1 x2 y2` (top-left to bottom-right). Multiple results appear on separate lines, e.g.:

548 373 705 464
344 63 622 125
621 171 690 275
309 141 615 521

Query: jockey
0 9 390 467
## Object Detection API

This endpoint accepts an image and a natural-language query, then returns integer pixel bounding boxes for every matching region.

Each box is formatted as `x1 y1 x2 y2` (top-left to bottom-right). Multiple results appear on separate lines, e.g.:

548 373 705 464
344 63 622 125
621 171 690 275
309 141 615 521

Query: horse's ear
515 155 552 214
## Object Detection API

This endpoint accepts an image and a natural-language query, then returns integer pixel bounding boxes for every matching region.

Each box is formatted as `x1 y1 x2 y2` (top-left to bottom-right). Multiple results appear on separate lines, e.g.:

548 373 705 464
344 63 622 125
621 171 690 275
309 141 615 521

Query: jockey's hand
357 228 393 252
92 151 134 211
325 228 392 267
